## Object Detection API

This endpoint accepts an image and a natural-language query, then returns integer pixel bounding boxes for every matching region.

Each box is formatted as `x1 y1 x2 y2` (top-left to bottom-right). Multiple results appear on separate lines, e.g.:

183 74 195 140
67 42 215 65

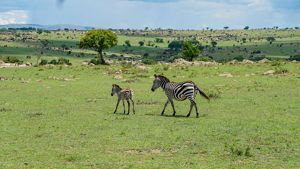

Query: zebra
151 74 209 118
111 84 135 115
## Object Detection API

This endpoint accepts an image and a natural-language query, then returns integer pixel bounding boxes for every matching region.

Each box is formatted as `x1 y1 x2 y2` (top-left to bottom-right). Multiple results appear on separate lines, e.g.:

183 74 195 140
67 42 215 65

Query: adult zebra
151 74 209 118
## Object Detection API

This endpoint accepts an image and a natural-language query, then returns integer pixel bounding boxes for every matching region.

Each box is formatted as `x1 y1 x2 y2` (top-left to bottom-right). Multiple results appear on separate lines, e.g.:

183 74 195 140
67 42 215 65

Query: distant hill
0 24 95 30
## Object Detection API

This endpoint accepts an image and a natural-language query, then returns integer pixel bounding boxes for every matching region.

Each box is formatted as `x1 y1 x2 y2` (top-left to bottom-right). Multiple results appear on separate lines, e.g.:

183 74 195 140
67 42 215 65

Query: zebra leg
186 100 194 117
113 99 120 114
130 98 135 114
161 100 169 116
170 100 176 116
127 100 130 115
122 100 126 114
194 101 199 118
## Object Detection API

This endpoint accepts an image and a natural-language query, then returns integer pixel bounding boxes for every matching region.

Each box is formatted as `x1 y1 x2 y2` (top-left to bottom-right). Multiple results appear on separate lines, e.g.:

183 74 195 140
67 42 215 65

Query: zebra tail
195 86 210 101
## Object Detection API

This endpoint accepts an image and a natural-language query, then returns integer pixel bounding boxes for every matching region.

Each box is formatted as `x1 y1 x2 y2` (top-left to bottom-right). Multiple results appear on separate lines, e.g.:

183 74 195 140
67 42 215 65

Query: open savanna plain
0 62 299 168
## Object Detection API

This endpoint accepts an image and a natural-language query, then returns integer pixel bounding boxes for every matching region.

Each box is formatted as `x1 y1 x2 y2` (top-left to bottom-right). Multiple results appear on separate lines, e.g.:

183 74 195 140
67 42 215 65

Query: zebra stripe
111 84 135 115
151 75 209 118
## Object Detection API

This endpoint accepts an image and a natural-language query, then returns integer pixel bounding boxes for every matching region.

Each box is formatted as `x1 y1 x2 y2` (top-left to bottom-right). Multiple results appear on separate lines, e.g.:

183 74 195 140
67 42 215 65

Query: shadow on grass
145 113 208 118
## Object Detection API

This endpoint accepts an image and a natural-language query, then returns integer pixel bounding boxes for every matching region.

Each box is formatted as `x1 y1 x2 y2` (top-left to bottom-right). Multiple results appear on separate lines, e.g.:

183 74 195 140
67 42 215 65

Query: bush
249 55 266 61
58 58 72 65
89 58 101 65
289 55 300 61
142 58 157 65
39 59 48 65
2 56 23 64
49 59 58 65
198 56 214 62
233 55 244 61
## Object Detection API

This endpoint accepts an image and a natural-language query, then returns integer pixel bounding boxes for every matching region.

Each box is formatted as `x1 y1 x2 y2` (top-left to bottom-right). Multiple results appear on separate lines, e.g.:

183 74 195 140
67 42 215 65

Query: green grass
0 63 299 168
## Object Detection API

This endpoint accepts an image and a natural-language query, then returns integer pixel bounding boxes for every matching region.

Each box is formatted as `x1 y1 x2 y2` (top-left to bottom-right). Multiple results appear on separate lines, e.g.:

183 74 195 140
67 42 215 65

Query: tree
182 41 200 61
266 37 276 44
242 38 247 43
211 41 218 48
138 41 144 46
79 29 117 64
224 26 229 30
244 26 250 30
125 40 131 47
155 38 164 43
168 40 184 51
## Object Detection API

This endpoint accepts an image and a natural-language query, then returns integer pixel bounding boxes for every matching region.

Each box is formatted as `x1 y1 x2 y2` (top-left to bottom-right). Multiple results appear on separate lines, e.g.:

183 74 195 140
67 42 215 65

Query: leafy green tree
266 37 276 44
211 41 218 48
182 41 200 61
138 41 144 46
125 40 131 47
79 29 117 64
242 38 247 43
244 26 250 30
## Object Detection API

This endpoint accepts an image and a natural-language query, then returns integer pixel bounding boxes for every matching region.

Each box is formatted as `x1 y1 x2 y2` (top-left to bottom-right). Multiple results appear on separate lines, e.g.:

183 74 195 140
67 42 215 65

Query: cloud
0 10 29 25
1 0 299 28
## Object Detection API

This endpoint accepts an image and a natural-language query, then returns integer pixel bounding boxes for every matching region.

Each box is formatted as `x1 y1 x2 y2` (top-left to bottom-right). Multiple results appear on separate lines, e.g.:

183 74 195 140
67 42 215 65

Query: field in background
1 28 300 64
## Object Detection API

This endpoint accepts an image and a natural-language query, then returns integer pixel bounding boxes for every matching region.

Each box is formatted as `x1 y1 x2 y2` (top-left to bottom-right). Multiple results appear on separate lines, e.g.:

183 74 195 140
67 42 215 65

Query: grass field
0 63 299 168
1 29 300 64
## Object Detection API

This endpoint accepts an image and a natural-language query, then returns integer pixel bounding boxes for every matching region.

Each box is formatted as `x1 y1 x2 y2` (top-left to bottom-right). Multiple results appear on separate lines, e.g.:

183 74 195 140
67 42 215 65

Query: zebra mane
157 75 170 82
112 84 122 90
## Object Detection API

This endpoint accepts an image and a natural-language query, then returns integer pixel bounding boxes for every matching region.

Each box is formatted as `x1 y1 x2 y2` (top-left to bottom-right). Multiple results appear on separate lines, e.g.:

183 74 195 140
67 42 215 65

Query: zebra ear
154 74 157 78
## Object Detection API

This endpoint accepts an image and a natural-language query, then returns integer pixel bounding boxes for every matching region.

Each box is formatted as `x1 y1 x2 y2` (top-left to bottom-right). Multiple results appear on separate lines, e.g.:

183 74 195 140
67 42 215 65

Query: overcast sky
0 0 299 29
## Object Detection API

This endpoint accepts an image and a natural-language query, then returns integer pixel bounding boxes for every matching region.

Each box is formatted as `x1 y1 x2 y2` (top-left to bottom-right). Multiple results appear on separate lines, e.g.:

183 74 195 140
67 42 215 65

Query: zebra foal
151 74 209 118
111 84 135 115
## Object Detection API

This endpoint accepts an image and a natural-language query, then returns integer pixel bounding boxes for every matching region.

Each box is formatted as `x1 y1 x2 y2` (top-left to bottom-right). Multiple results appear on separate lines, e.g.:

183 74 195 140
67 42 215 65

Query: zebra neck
161 81 168 89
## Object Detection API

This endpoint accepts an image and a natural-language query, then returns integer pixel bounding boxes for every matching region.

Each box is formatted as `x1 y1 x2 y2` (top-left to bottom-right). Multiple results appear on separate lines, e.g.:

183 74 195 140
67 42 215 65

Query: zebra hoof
186 114 191 117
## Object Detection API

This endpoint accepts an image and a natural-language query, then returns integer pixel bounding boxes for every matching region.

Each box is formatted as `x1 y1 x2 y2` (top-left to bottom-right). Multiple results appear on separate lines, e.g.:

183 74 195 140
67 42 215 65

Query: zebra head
151 74 170 92
111 84 121 96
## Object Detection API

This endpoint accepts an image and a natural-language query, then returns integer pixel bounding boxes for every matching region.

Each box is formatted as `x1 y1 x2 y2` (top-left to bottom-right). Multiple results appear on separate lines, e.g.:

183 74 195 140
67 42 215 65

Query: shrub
142 58 157 65
58 58 72 65
89 58 101 65
271 60 282 67
49 59 58 65
233 55 244 61
289 55 300 61
198 56 214 62
39 59 48 65
249 55 266 61
2 56 23 64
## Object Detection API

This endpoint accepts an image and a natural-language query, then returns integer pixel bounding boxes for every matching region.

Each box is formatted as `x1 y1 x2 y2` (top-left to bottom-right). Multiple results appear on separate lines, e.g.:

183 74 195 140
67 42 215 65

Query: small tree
182 41 200 61
79 29 117 64
244 26 250 30
125 40 131 47
224 26 229 30
138 41 144 46
242 38 247 43
211 41 218 48
266 37 276 44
